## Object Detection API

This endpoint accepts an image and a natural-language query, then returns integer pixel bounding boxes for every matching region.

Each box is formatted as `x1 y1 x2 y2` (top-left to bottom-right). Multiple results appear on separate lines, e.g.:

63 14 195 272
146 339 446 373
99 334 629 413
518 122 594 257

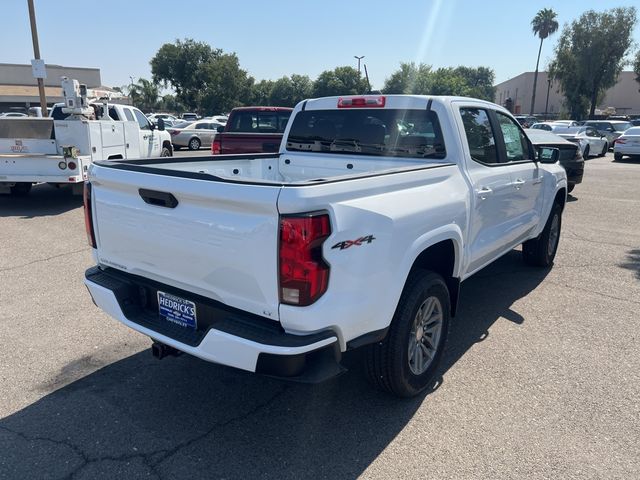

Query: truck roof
300 94 502 112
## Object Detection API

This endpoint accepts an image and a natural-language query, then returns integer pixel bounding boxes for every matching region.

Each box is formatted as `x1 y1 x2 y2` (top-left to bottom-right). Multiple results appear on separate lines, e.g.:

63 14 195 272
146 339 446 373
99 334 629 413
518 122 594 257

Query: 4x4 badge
331 235 376 250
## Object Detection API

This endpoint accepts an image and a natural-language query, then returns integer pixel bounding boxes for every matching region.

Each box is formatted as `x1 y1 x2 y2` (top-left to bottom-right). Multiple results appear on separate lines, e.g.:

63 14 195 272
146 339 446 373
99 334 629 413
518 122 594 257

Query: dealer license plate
157 291 197 329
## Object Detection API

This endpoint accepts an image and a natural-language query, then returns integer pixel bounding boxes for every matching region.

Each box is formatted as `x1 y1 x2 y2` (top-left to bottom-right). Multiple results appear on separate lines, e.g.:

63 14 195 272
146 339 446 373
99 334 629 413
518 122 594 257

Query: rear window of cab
286 109 446 159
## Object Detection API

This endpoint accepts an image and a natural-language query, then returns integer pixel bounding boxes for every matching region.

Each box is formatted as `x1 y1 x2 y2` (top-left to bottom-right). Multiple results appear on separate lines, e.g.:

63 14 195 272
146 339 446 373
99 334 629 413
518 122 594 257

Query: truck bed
96 152 448 185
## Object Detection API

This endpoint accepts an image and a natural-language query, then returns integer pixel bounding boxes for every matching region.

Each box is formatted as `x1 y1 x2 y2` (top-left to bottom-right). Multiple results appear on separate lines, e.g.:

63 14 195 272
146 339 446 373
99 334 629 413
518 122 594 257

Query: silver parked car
168 120 224 150
551 125 608 158
583 120 633 145
613 126 640 161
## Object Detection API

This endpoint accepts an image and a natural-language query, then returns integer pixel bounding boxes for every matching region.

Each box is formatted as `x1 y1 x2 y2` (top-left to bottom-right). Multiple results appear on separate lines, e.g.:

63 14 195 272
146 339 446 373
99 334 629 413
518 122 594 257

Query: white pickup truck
0 102 172 196
84 95 566 397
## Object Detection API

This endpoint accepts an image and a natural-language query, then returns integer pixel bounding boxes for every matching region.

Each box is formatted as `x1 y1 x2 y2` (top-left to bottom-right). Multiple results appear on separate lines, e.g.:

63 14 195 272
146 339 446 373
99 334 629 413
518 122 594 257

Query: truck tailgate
91 163 283 321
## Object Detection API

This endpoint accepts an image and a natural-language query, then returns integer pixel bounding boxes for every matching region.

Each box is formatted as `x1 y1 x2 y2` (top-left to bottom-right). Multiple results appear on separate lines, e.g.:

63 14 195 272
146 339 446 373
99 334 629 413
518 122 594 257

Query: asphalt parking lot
1 152 639 479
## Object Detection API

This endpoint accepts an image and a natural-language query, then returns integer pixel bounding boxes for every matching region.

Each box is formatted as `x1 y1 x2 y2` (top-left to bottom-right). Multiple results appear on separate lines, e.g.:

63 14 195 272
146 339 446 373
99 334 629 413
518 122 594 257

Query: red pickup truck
211 107 292 155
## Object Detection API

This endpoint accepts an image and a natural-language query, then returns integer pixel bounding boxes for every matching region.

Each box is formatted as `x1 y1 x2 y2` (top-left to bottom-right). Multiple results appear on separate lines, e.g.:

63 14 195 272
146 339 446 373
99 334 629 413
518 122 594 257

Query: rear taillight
613 138 626 144
574 148 583 160
83 182 96 248
169 130 179 136
211 138 221 155
279 213 331 306
338 96 386 108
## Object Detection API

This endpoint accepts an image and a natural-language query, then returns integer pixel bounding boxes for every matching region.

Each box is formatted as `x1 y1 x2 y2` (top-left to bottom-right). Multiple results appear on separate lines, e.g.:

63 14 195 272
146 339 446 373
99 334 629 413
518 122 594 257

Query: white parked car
168 120 224 150
0 112 28 118
613 126 640 161
551 125 608 158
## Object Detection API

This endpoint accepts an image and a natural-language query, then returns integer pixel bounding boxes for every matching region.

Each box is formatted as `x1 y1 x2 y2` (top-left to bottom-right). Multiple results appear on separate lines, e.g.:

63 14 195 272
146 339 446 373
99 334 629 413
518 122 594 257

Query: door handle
476 186 493 200
139 189 178 208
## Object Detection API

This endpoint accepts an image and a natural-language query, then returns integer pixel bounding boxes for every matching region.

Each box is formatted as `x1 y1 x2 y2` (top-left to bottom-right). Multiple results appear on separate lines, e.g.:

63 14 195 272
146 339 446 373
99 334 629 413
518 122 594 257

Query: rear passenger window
123 109 134 122
460 108 498 164
496 113 530 161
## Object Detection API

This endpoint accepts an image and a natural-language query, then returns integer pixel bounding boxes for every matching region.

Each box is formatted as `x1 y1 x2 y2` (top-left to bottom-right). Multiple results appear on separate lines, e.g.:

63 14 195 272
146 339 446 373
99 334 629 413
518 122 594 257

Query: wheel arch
404 228 463 317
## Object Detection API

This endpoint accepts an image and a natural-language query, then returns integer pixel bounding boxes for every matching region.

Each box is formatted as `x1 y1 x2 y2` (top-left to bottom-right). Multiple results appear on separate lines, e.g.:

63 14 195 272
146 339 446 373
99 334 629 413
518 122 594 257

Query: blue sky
2 0 639 90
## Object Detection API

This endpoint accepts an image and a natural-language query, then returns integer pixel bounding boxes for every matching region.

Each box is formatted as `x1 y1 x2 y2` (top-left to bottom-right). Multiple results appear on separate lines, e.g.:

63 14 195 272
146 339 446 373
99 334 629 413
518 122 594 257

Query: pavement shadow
619 249 640 280
612 156 640 164
0 183 82 218
0 250 549 480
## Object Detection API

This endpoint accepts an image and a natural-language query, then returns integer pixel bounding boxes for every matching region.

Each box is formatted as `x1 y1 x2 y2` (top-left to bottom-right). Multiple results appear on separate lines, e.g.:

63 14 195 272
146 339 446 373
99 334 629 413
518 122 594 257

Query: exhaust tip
151 341 182 360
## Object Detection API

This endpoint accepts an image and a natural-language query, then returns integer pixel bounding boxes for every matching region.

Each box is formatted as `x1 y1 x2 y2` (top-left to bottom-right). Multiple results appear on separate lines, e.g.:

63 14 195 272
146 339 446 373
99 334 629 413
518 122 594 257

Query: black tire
614 153 622 161
173 145 181 151
160 146 172 157
522 202 562 267
583 145 590 158
567 184 575 193
10 182 32 196
188 137 201 150
598 143 608 157
365 270 450 398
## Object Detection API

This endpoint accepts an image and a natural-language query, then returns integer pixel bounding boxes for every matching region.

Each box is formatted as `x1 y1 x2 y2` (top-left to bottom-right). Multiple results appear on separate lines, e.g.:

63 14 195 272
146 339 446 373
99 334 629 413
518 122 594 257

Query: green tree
549 7 637 119
128 78 160 112
150 39 218 111
634 50 640 92
382 62 431 94
428 68 470 96
452 66 496 101
269 74 313 106
200 53 253 114
312 66 367 97
530 8 559 114
250 80 275 105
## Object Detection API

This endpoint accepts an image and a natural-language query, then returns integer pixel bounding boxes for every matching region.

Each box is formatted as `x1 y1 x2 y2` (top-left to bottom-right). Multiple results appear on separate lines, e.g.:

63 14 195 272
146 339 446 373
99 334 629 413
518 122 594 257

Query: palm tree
128 78 159 112
530 8 559 115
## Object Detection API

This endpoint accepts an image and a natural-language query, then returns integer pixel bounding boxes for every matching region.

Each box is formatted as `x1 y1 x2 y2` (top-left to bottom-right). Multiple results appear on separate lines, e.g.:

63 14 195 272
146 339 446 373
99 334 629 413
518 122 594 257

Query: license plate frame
157 291 197 329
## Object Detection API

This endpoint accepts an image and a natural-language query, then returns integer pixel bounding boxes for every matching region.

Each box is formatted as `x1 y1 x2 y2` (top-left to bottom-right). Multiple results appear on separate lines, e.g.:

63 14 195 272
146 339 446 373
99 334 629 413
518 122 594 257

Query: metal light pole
27 0 47 116
354 55 364 75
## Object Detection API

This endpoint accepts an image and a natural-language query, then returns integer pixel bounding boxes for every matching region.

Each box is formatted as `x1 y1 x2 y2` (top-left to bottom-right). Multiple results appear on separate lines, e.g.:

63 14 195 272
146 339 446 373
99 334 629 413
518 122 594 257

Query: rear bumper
84 267 342 382
0 174 84 184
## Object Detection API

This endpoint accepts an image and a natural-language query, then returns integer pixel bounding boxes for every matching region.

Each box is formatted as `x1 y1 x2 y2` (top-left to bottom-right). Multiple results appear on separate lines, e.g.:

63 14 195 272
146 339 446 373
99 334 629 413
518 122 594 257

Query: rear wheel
365 270 450 397
10 182 32 196
523 202 562 267
188 137 201 150
567 184 575 193
614 153 622 161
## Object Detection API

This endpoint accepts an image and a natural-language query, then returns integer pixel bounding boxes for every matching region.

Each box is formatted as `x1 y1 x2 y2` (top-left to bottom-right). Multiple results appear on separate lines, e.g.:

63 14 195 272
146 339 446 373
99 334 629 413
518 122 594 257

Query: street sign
31 59 47 79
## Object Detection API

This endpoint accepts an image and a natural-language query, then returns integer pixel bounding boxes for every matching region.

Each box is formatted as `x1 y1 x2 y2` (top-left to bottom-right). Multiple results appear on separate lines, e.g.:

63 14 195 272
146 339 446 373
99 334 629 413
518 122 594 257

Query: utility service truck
0 78 172 195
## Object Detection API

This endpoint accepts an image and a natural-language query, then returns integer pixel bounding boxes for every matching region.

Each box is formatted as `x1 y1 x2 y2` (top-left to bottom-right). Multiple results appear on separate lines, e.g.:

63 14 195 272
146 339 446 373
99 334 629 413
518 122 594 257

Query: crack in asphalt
0 248 88 273
545 279 640 306
565 229 637 249
1 385 290 480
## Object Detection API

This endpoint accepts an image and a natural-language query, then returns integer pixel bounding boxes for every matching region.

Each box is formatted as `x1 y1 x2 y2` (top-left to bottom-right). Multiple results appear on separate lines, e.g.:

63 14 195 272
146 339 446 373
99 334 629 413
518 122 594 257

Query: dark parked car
514 115 538 128
526 128 584 193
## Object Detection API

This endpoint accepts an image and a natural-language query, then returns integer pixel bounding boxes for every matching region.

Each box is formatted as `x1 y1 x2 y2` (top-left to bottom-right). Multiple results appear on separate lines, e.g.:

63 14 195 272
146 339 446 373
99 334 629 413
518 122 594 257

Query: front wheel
583 145 590 158
160 146 172 157
598 143 608 157
188 137 201 150
522 202 562 267
365 270 450 397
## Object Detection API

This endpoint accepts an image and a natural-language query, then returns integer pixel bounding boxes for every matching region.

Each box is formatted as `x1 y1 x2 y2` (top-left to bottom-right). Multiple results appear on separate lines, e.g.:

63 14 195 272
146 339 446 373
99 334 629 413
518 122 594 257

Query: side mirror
149 121 156 131
537 146 559 164
216 125 225 133
157 117 165 131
